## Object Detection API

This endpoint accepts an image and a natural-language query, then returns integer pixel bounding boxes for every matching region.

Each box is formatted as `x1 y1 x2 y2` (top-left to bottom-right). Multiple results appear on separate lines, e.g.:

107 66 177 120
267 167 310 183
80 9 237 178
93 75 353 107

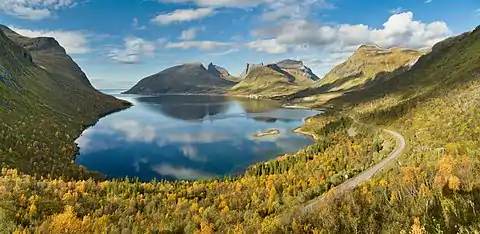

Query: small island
252 129 281 138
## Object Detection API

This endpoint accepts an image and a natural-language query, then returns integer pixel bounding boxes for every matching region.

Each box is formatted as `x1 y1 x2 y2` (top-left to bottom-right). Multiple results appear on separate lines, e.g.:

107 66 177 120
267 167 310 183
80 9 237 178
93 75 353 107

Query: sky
0 0 479 89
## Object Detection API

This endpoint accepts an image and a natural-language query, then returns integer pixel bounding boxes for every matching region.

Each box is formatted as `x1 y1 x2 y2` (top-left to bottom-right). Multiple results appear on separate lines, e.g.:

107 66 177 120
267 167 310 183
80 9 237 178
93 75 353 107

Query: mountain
1 23 480 233
125 63 236 94
276 59 320 83
230 60 319 98
287 25 480 233
287 45 422 102
324 26 480 109
322 45 421 90
0 25 130 178
0 25 94 88
240 63 264 78
207 62 241 82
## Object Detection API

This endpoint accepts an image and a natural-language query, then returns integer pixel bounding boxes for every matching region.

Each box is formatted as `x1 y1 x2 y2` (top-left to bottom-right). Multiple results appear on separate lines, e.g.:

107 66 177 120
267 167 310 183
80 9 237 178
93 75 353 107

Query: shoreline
74 92 324 181
291 114 321 141
71 96 133 179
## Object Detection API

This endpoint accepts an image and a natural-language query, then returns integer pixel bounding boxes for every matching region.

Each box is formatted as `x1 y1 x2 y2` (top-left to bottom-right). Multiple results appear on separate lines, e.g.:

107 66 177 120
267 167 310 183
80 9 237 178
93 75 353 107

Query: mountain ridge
229 59 320 98
0 25 130 178
125 62 236 94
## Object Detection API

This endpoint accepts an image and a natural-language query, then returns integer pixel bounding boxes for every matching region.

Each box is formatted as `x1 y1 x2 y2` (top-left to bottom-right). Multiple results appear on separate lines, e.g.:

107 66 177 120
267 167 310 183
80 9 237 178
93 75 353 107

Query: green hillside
321 45 421 91
0 22 479 233
289 45 422 103
230 65 302 98
291 25 480 232
230 62 318 98
0 25 130 179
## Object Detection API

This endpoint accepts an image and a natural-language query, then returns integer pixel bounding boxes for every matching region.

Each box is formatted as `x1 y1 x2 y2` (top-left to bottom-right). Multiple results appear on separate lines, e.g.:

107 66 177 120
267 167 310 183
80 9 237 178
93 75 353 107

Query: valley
0 16 479 234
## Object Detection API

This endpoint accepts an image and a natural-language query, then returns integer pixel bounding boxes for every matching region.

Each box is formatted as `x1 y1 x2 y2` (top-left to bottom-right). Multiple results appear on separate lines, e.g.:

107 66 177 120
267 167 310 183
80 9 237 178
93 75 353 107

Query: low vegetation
0 20 479 233
0 114 394 232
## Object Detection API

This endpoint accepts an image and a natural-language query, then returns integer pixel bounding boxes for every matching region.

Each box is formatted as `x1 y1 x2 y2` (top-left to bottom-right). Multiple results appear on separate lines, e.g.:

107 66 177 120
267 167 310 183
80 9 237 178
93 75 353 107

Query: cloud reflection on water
151 164 213 180
75 94 319 181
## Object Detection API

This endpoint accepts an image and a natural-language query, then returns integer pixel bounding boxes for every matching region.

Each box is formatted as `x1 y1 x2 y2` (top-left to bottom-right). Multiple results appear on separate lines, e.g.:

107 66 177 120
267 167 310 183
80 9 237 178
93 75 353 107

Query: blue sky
0 0 479 89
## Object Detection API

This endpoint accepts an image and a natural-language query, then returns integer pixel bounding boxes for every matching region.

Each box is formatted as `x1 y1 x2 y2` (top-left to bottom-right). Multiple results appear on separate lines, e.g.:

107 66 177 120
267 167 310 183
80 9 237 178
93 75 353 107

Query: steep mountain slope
125 63 236 94
0 25 130 178
0 25 93 88
277 59 320 84
327 27 480 109
292 25 480 233
207 62 241 82
288 45 422 104
0 23 479 234
322 45 421 91
230 60 319 98
239 63 264 78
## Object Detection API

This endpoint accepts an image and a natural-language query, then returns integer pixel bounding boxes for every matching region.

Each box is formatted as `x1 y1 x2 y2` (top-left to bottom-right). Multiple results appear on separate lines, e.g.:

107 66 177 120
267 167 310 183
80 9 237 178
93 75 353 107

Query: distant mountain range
126 59 321 98
125 45 421 100
124 63 236 94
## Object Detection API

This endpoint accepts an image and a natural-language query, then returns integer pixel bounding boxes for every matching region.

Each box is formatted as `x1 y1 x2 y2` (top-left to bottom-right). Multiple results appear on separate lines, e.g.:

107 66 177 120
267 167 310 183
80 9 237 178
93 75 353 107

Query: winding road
303 122 406 212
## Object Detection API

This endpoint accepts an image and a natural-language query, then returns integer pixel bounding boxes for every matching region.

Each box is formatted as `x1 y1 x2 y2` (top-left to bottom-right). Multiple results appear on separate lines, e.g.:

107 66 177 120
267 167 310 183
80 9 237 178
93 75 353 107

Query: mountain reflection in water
75 93 320 181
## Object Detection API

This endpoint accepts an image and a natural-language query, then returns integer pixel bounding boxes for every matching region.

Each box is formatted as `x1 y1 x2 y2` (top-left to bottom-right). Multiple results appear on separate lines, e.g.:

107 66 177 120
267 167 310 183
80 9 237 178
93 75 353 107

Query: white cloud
151 8 215 25
260 0 333 21
164 11 450 57
165 40 235 50
254 11 451 53
389 7 404 14
151 164 213 180
0 0 79 20
132 18 147 30
165 39 288 54
7 26 91 54
247 39 288 54
207 48 240 56
108 37 157 64
159 0 270 8
179 27 204 40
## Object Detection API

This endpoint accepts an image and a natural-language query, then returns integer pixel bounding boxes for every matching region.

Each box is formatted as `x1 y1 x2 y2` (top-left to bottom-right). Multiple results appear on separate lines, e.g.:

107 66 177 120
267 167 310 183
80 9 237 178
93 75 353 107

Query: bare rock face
276 59 320 82
207 63 231 78
240 63 264 78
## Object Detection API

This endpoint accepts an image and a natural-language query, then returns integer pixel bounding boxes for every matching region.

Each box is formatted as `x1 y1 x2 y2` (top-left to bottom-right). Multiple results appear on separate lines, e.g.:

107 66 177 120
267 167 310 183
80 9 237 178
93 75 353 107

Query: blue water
75 90 320 181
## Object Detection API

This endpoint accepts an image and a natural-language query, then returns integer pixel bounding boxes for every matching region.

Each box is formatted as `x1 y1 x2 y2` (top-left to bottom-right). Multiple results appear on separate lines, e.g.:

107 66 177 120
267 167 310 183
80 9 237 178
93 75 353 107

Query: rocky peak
276 59 304 69
240 63 264 78
275 59 319 81
207 63 231 78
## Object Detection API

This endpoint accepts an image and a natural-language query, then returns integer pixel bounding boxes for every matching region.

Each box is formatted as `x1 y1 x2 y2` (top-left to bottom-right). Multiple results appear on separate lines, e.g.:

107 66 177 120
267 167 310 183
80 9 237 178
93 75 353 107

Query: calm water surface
75 90 320 181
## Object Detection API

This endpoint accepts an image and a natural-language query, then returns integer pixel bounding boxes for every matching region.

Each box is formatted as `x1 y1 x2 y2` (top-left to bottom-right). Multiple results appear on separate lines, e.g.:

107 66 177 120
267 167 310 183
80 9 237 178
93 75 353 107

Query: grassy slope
0 27 130 179
291 26 480 233
229 65 313 98
321 45 421 91
0 23 479 233
288 45 421 103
